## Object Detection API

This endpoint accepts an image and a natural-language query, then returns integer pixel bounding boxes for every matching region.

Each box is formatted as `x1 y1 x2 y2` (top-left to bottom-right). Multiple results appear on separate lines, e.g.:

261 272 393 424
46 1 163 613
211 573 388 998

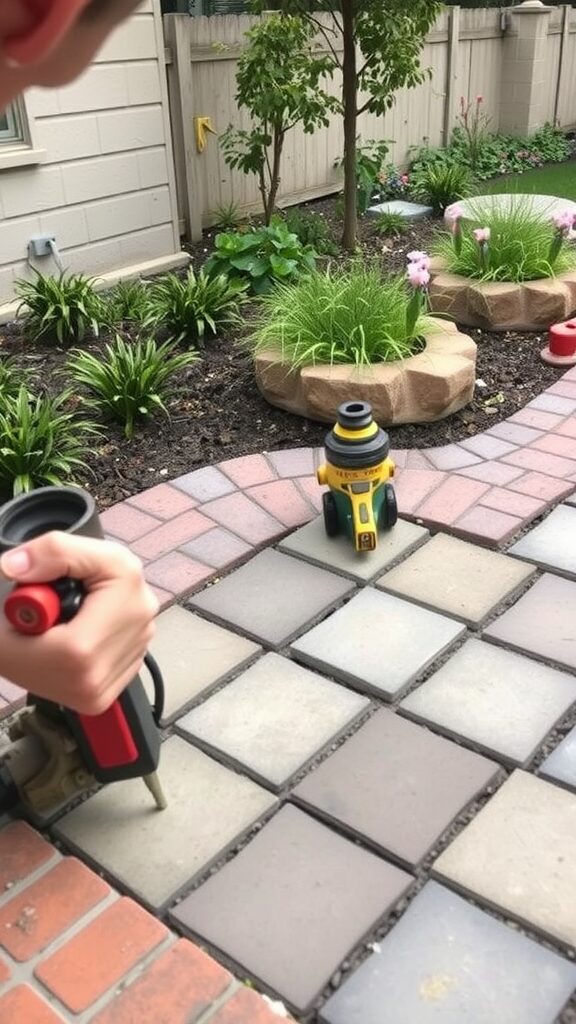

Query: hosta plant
15 271 105 345
205 218 317 295
0 385 99 498
247 263 432 368
66 334 199 440
146 269 245 345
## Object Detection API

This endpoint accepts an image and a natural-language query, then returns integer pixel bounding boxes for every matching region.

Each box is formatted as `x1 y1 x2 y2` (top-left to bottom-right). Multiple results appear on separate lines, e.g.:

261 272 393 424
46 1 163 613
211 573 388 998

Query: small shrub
205 218 316 295
375 211 408 237
146 269 245 345
247 264 432 368
105 279 152 329
0 385 99 498
434 197 576 282
283 208 338 256
335 139 392 215
66 334 199 440
15 271 104 345
410 161 474 214
0 356 28 401
212 200 241 231
373 164 412 202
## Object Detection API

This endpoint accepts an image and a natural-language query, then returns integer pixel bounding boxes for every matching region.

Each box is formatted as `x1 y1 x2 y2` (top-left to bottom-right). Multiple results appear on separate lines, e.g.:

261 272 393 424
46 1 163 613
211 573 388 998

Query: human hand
0 531 159 715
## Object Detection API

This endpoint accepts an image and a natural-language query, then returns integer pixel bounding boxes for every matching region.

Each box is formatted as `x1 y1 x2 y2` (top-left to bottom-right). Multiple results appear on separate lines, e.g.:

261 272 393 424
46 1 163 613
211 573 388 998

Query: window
0 103 24 145
0 100 46 169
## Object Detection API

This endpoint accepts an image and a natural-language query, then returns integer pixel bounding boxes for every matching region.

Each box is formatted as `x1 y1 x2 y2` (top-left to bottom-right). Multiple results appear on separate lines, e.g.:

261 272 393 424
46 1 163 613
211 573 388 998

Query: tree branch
303 13 342 69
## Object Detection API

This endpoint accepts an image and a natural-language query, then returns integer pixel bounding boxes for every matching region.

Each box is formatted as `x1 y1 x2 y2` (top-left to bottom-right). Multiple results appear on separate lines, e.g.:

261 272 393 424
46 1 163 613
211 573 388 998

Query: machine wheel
379 483 398 530
322 491 340 537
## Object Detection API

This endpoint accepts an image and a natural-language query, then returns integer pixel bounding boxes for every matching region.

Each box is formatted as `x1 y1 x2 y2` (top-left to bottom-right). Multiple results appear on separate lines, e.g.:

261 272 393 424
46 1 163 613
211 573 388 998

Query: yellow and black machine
317 401 397 552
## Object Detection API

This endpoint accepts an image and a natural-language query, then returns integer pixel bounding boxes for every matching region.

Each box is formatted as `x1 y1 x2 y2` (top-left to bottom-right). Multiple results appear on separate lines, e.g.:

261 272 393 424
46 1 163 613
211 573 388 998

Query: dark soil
1 198 564 510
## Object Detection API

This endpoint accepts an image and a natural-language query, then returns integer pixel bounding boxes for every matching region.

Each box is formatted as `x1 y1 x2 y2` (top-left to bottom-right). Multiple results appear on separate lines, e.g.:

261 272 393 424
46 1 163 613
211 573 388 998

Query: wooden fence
164 6 576 239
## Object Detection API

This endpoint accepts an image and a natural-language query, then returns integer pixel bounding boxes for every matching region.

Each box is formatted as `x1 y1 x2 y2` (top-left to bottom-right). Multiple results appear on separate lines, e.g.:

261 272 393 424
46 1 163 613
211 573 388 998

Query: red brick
0 823 55 894
132 509 214 560
507 471 575 502
219 454 276 487
478 486 545 520
394 469 446 515
90 939 232 1024
457 461 525 486
0 985 63 1023
212 987 293 1023
509 408 564 430
201 493 283 545
553 416 576 439
501 447 576 479
297 475 326 513
265 448 315 478
0 958 10 985
452 505 523 547
145 552 213 595
35 897 168 1014
530 433 576 460
100 503 161 542
247 480 315 528
416 476 490 525
128 484 196 520
0 857 109 962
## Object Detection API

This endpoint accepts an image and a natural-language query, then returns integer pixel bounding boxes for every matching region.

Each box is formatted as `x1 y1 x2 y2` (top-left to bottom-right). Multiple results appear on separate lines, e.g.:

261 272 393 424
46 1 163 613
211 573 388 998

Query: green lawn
482 161 576 201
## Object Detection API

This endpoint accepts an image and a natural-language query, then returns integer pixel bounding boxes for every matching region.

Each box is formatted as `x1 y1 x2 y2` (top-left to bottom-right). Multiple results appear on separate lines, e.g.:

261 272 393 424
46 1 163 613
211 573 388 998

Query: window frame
0 98 46 170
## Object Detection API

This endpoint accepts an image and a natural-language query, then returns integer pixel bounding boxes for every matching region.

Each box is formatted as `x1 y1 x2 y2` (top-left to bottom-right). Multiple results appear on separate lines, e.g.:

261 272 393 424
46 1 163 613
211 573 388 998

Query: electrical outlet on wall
29 234 56 258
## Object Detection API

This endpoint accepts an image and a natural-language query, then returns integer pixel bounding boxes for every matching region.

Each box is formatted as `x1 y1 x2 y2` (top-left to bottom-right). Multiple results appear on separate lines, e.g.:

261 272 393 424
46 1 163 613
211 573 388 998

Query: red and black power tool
0 486 167 816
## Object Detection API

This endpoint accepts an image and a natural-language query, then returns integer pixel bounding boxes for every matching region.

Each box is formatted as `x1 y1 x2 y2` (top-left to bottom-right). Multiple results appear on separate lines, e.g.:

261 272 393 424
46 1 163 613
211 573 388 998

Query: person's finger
0 531 144 588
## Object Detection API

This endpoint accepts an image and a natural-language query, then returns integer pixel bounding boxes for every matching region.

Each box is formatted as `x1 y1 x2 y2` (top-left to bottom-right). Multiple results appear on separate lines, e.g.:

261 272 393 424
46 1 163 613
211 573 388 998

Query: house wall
0 0 182 305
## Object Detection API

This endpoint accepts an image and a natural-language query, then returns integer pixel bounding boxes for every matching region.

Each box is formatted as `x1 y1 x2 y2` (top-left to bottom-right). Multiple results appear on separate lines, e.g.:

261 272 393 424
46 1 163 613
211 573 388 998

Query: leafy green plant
0 385 99 498
0 355 28 401
283 208 338 256
205 218 317 295
247 264 432 368
15 271 104 345
374 164 411 201
335 139 392 215
410 161 474 214
375 211 409 236
146 268 245 344
66 335 199 440
212 200 241 231
104 279 152 329
434 197 576 282
458 94 491 172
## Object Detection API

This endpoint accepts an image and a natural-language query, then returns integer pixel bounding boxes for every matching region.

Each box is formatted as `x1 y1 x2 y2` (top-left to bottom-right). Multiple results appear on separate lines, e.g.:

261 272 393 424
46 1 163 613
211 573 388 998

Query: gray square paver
400 638 576 766
188 549 355 648
508 504 576 578
170 804 412 1014
291 588 465 700
320 881 576 1024
539 728 576 792
433 770 576 949
278 516 429 582
177 652 369 789
293 710 499 868
376 533 535 626
484 573 576 671
146 606 261 723
53 737 277 911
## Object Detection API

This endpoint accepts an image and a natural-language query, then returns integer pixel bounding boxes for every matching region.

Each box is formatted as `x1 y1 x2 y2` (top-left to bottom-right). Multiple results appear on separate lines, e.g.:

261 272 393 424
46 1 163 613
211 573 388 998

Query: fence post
164 14 204 242
443 6 460 146
499 0 554 136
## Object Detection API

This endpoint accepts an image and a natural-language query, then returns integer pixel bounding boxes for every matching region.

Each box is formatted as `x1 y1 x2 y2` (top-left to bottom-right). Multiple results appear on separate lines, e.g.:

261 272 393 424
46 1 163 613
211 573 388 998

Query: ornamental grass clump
247 264 433 368
434 197 576 282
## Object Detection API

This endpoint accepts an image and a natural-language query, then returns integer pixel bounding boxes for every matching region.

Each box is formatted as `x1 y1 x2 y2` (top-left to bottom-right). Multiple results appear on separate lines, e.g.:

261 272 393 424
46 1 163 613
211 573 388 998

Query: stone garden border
253 318 477 425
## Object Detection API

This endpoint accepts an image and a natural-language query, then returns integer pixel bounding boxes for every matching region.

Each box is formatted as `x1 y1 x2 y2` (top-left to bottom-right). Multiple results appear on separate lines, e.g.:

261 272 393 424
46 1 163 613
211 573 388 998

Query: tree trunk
341 0 357 251
265 128 284 225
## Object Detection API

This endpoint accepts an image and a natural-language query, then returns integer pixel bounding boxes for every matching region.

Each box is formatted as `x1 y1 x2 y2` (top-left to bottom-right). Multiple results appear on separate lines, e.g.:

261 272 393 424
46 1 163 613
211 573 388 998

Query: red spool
4 585 61 635
549 320 576 358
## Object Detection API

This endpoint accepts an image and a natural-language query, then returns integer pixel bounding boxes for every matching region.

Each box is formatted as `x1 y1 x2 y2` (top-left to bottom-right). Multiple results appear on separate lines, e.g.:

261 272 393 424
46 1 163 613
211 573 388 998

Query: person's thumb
0 531 138 586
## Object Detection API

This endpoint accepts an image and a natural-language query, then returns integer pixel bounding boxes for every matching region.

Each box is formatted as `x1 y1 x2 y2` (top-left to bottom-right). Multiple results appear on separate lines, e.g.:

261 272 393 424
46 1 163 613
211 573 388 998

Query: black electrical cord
143 652 165 726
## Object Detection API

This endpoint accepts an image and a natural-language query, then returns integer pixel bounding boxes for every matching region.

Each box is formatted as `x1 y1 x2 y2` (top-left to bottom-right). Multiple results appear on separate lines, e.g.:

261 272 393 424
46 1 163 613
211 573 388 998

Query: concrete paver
293 710 499 868
53 737 277 911
178 652 369 789
278 516 429 581
291 588 466 700
539 727 576 792
484 573 576 671
170 804 412 1014
147 606 260 723
376 534 535 626
188 548 355 648
320 881 576 1024
508 503 576 577
433 771 576 949
400 638 576 766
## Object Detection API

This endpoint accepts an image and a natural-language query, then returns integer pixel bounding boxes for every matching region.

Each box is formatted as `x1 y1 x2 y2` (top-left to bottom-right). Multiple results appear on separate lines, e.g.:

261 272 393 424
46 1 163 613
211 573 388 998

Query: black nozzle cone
337 401 373 431
324 400 390 470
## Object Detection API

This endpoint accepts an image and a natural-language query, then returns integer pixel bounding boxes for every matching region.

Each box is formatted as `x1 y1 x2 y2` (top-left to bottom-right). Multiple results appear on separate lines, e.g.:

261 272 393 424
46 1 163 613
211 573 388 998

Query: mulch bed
0 198 563 510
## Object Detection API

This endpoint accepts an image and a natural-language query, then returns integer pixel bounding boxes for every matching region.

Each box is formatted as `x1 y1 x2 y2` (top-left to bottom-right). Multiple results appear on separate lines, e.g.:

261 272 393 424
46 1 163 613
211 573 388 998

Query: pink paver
406 450 434 469
127 483 197 519
477 486 546 519
456 461 525 486
546 380 576 399
506 472 575 502
529 394 576 416
247 480 315 529
415 476 490 525
144 552 213 595
458 434 518 460
200 492 285 545
501 447 576 480
553 416 576 439
180 527 253 568
172 466 237 502
100 503 161 542
422 445 482 471
394 470 446 515
486 422 544 445
508 408 564 430
297 475 326 513
265 448 315 478
530 433 576 460
453 505 524 546
218 454 277 487
131 509 214 560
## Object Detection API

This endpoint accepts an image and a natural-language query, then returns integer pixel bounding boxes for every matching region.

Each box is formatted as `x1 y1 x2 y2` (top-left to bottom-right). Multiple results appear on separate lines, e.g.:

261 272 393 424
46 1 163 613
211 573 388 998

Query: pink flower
473 227 491 243
407 263 430 288
400 174 409 184
476 95 483 104
407 250 428 265
552 210 574 232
